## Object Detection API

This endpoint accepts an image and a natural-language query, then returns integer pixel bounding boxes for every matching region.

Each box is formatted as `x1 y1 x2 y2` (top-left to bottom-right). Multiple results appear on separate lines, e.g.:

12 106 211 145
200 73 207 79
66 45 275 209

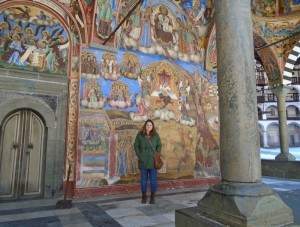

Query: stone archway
0 93 68 198
0 109 46 199
0 97 55 127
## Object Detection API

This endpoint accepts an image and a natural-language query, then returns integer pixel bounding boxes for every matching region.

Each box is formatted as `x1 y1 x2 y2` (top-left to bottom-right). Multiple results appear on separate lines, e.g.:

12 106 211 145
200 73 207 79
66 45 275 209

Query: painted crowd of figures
94 0 215 63
122 4 203 54
0 7 70 73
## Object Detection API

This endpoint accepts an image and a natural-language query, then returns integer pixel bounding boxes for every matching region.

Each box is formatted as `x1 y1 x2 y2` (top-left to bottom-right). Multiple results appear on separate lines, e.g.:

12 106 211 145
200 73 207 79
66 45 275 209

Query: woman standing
134 119 162 204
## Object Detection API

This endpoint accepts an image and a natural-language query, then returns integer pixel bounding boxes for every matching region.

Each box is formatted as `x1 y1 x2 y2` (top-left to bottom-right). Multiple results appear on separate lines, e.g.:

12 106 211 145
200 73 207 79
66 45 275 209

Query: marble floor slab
0 177 299 227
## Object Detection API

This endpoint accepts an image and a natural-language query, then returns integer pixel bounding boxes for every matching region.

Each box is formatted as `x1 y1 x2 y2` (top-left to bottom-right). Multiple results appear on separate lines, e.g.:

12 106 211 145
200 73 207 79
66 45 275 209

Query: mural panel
259 47 282 86
252 0 276 17
90 0 119 48
81 0 95 40
253 33 267 49
251 0 300 16
0 5 70 75
120 0 214 64
253 16 300 64
279 0 300 15
77 46 220 188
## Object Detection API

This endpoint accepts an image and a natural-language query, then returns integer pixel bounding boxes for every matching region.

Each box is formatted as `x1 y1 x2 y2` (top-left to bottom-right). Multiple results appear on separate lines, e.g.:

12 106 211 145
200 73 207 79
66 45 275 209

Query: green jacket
134 131 162 169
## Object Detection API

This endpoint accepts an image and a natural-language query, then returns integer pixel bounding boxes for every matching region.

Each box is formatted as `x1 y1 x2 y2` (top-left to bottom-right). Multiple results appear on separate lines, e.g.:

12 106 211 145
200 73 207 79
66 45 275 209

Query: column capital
270 85 292 98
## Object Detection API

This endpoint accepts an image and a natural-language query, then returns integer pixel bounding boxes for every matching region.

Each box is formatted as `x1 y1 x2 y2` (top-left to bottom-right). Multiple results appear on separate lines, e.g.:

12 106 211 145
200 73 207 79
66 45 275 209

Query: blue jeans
140 168 157 193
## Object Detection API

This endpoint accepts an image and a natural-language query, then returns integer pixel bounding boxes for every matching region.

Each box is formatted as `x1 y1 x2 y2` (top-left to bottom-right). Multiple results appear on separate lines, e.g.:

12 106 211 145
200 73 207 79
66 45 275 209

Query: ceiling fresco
250 0 300 83
253 33 267 49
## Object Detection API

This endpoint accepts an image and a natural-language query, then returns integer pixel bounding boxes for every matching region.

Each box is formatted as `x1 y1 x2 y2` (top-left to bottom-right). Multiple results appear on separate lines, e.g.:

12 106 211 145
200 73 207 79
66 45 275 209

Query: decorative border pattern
66 79 79 181
283 41 300 86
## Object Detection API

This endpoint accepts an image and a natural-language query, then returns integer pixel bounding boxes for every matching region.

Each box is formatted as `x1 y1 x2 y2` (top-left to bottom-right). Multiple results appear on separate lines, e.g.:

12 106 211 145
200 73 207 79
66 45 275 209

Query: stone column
175 0 294 226
213 0 259 183
272 85 296 161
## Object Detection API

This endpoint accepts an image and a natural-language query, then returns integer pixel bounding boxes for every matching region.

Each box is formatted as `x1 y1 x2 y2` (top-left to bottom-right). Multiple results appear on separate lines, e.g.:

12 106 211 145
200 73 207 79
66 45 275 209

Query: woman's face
146 122 153 133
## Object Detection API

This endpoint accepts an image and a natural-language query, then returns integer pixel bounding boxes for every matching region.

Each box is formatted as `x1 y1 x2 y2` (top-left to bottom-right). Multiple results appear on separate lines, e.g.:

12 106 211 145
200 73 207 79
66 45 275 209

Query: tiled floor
0 177 299 227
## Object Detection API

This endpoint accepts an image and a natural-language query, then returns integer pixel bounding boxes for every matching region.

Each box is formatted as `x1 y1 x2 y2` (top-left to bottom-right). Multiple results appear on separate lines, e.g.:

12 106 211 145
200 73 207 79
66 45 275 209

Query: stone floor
0 177 299 227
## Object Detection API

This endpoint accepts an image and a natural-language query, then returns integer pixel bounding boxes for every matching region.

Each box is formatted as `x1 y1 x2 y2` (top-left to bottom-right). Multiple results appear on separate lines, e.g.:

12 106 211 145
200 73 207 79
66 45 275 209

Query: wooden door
0 110 46 199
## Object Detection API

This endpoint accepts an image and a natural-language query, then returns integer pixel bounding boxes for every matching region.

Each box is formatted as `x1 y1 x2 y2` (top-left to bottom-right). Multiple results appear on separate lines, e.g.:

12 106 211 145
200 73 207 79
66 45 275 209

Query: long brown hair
141 119 157 136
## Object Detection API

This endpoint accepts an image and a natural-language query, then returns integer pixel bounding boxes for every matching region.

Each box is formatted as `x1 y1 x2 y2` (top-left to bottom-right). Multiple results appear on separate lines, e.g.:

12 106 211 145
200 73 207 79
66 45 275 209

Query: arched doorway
0 109 46 199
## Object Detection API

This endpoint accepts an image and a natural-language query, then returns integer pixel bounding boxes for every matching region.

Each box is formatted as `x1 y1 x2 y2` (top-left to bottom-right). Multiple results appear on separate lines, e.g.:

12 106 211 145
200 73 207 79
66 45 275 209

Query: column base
176 181 294 227
275 153 296 161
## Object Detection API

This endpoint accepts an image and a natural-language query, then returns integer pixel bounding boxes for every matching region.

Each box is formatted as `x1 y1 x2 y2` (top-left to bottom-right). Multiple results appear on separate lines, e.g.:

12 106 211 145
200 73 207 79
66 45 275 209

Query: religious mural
1 0 299 199
253 15 300 75
77 109 111 187
0 6 70 75
78 47 220 188
81 0 95 40
279 0 300 15
96 0 117 40
89 0 119 48
251 0 276 17
253 17 300 43
259 47 282 86
119 0 214 64
252 0 300 16
253 33 267 49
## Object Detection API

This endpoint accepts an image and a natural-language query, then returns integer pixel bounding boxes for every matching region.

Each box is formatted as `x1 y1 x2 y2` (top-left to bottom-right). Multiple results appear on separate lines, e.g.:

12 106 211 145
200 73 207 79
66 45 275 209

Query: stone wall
261 159 300 180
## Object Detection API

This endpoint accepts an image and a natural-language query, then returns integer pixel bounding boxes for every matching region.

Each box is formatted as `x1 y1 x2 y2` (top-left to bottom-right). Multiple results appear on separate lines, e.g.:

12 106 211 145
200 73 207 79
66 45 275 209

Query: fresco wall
1 0 299 195
77 47 220 188
0 0 221 192
252 0 300 16
279 0 300 15
75 0 220 189
0 0 299 199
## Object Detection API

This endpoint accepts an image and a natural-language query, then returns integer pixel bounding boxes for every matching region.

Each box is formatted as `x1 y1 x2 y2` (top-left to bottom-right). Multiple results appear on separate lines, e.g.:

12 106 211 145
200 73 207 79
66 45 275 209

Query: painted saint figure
208 39 217 65
97 0 116 39
6 34 28 66
139 6 153 47
188 0 206 28
154 5 174 46
128 7 141 41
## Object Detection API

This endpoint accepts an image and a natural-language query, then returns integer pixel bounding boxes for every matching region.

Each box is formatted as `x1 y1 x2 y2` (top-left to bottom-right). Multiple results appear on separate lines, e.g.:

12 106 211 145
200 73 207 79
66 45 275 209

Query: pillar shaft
216 0 260 182
271 86 296 161
276 88 289 153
